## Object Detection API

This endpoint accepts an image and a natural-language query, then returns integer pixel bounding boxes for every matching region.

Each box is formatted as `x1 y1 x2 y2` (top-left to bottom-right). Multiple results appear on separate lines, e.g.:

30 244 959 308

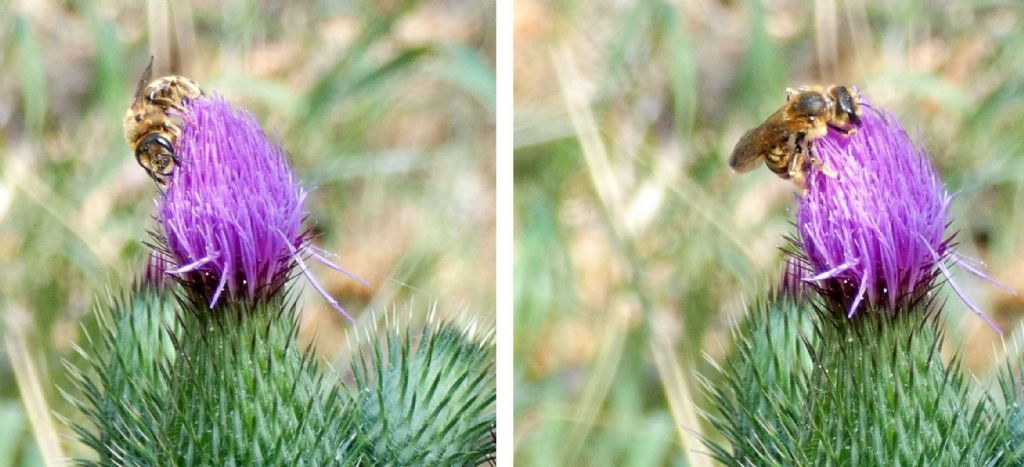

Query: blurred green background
0 0 494 463
514 0 1024 465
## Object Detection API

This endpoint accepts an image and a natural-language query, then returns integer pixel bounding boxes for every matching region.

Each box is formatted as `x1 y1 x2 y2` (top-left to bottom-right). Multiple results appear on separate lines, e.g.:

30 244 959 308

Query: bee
123 57 204 184
728 85 863 192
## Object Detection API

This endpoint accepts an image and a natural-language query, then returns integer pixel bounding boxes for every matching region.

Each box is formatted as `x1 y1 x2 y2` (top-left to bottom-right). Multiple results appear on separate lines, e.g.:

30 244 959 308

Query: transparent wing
130 57 154 110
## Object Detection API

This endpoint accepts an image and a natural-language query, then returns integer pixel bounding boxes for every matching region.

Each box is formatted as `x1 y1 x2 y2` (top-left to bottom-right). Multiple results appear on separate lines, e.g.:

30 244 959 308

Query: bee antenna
860 102 885 119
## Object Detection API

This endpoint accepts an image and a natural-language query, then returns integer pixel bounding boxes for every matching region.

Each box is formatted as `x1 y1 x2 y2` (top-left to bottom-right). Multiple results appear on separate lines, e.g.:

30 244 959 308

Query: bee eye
795 93 827 116
831 86 857 114
139 133 174 154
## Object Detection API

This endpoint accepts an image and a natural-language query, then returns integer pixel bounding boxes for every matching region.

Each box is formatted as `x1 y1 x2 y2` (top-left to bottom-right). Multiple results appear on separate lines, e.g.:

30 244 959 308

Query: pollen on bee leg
815 160 838 178
809 143 838 178
792 173 808 196
787 152 808 194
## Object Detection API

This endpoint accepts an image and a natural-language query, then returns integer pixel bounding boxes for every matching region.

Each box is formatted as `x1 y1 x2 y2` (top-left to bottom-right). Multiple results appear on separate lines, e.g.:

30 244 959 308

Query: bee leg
827 123 856 136
147 87 187 111
793 176 808 196
789 152 807 193
156 123 182 148
785 137 808 195
151 97 187 112
809 142 838 178
161 121 181 140
786 134 802 176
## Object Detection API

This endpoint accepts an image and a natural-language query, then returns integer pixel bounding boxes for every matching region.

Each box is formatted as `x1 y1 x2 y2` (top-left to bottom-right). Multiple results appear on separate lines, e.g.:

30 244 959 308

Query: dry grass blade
665 173 761 266
552 46 630 240
551 43 636 463
814 0 839 81
562 298 631 464
5 143 113 269
843 0 874 73
170 0 198 76
4 305 64 466
650 313 713 467
147 0 172 74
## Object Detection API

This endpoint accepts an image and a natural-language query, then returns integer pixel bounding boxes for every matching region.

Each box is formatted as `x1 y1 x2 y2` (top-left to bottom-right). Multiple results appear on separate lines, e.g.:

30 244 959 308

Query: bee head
829 85 862 128
137 133 177 182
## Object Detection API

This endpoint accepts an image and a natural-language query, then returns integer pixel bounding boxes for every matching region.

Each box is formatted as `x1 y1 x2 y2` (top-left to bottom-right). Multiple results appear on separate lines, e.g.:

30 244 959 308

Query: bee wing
728 126 766 173
130 57 154 111
729 107 803 174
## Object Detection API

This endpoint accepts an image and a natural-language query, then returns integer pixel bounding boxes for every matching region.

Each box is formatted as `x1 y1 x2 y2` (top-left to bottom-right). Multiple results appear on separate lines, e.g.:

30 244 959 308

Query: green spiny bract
804 309 1005 465
992 345 1024 464
64 284 179 465
66 286 358 466
700 297 816 464
168 298 357 465
704 296 1015 465
349 315 496 465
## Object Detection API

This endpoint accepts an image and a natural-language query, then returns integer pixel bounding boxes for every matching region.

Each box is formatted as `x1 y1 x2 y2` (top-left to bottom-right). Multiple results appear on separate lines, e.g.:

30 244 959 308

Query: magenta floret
795 103 1008 329
155 95 359 318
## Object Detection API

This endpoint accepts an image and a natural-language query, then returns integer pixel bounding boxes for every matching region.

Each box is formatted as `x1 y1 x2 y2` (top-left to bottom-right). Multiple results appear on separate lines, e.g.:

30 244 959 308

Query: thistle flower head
142 250 171 289
795 101 1008 328
155 95 359 318
778 257 809 300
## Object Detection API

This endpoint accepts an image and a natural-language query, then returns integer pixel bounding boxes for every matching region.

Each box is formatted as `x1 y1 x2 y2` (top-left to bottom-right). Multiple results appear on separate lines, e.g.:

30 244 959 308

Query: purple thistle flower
794 101 1013 329
155 95 364 318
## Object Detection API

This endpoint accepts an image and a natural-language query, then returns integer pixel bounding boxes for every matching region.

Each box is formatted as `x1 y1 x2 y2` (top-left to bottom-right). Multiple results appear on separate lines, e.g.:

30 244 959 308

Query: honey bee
123 57 203 184
728 85 863 192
